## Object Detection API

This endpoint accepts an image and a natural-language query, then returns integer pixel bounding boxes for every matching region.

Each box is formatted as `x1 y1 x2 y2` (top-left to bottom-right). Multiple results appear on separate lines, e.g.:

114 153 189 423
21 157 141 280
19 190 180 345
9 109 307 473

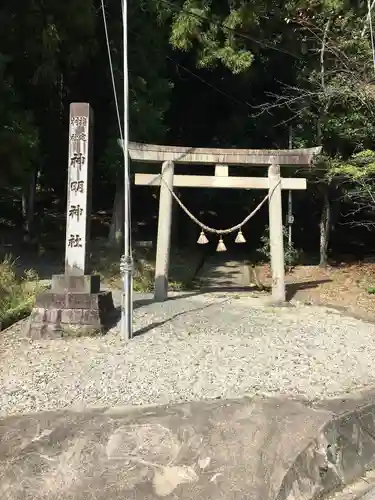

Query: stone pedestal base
26 290 115 339
51 274 100 294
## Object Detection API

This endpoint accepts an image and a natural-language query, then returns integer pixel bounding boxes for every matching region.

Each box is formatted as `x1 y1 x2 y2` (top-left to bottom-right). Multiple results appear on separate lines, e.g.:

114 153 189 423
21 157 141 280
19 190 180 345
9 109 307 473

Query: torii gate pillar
155 160 174 301
268 164 285 302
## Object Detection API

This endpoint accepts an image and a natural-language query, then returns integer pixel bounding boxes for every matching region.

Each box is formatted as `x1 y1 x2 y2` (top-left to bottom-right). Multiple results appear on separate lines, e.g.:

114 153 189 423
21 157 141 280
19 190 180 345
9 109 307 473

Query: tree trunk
22 169 37 243
319 186 331 267
108 184 124 246
317 19 332 268
329 185 339 236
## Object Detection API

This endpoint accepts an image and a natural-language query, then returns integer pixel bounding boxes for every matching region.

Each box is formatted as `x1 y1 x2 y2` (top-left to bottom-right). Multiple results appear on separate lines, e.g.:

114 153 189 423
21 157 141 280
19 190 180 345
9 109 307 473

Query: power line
102 1 297 147
368 0 375 74
105 2 298 124
167 56 251 109
100 0 123 143
362 0 375 37
100 8 252 154
127 25 252 110
157 0 301 59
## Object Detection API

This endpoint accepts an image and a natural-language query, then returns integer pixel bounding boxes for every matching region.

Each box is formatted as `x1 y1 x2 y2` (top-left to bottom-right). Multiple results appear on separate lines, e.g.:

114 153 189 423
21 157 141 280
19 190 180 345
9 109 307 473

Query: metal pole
120 0 133 340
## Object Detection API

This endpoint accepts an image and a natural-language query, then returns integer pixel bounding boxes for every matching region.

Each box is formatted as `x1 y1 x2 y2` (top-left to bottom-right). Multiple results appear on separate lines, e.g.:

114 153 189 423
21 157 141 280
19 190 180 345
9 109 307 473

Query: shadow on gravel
197 285 262 293
133 299 231 337
123 279 333 337
285 279 331 301
133 293 200 310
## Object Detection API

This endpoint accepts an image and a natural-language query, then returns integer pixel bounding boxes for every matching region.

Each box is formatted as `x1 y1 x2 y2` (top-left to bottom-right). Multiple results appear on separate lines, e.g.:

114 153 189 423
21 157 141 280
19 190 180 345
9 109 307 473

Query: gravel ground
1 291 375 416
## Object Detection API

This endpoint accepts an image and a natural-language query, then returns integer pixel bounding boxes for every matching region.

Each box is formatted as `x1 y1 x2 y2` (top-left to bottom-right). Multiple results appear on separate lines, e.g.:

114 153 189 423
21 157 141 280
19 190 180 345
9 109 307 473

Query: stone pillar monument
65 104 93 277
26 103 115 339
54 103 96 290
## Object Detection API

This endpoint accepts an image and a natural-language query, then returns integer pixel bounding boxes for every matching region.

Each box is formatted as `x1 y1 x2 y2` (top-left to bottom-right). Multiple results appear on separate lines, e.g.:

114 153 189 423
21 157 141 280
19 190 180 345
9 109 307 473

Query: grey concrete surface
2 391 375 499
360 490 375 499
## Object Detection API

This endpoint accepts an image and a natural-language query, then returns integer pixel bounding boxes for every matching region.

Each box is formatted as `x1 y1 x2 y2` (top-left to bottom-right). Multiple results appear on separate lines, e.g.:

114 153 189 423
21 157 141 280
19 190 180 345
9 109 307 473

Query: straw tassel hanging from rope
216 236 227 252
198 228 246 249
235 229 246 243
197 230 209 244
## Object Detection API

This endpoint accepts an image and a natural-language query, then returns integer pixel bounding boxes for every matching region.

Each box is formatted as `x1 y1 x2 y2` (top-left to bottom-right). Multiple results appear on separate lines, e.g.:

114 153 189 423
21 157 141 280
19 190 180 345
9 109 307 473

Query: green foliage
1 0 375 263
329 150 375 180
167 0 254 73
91 241 156 292
0 256 41 330
128 2 174 141
328 149 375 227
327 149 375 206
0 58 40 183
99 0 174 182
259 3 375 157
91 239 199 292
0 0 98 194
257 225 301 269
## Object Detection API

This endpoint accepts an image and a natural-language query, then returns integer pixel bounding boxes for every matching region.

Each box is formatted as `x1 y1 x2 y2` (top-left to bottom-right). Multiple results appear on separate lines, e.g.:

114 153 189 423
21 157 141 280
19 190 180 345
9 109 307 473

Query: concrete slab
1 393 375 499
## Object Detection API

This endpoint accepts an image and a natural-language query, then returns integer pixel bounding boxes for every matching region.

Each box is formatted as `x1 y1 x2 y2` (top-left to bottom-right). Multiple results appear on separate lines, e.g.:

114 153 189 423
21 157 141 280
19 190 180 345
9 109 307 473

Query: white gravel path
1 291 375 416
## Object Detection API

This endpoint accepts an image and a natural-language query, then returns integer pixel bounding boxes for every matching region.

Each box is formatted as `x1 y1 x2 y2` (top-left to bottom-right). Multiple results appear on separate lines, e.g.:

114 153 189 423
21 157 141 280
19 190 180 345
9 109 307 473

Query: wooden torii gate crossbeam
129 142 321 302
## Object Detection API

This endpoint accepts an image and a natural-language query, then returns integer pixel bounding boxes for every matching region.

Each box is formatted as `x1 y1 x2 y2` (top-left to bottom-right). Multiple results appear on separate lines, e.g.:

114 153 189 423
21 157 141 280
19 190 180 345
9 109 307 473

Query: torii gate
129 142 321 303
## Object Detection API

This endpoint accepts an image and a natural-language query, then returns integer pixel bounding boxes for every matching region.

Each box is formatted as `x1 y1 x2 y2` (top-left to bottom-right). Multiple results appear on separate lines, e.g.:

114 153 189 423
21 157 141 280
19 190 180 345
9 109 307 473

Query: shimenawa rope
158 173 281 251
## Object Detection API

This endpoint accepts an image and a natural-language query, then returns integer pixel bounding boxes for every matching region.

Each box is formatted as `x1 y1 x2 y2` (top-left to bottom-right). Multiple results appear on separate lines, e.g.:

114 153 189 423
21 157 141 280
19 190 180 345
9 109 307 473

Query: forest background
1 0 375 326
